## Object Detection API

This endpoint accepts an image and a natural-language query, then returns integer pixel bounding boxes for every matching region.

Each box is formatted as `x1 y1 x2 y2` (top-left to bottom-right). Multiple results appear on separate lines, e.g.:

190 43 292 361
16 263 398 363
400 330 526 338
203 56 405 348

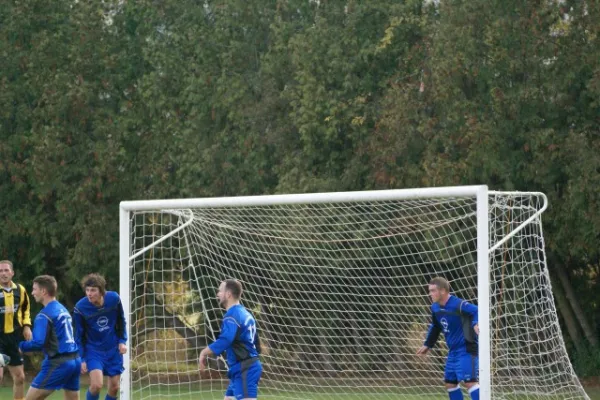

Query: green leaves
1 0 598 357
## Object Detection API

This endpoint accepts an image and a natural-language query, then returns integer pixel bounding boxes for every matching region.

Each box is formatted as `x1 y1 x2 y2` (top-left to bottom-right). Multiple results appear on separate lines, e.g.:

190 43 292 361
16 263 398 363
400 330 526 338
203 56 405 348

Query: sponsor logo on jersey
0 305 18 314
97 316 110 332
441 317 449 333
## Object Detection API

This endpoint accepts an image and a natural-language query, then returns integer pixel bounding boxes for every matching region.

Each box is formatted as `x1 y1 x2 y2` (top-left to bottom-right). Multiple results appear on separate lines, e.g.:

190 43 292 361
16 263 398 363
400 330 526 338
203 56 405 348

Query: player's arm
19 313 50 353
254 325 262 354
20 285 32 340
199 317 238 370
417 311 442 355
460 300 479 334
116 296 128 354
72 307 86 359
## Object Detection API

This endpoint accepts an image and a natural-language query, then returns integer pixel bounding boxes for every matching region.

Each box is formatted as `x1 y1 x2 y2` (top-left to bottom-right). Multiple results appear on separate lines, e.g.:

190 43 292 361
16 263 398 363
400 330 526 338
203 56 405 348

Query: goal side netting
119 187 589 400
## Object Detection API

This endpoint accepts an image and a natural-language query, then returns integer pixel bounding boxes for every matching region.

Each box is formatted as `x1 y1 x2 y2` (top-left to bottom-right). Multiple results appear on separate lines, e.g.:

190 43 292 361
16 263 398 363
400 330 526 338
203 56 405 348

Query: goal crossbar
119 186 588 400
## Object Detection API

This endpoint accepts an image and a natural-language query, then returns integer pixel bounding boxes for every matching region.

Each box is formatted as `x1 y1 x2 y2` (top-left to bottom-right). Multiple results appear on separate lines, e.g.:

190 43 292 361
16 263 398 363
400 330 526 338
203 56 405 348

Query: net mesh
125 192 589 400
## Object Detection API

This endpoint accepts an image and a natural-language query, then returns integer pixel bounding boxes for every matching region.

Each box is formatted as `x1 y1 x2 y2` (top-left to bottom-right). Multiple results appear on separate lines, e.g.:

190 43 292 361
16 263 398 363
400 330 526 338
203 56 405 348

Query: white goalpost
119 185 590 400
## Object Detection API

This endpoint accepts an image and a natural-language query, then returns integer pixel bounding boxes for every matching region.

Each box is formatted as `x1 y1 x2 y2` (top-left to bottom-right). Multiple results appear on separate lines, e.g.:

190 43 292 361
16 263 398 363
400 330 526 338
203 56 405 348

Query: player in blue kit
417 277 480 400
199 279 262 400
19 275 81 400
73 274 127 400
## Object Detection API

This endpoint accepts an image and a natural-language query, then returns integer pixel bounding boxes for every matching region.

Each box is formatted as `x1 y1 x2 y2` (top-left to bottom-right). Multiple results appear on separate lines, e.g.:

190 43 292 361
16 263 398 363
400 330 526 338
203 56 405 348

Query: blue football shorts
444 353 478 384
31 356 81 391
85 347 125 377
225 361 263 399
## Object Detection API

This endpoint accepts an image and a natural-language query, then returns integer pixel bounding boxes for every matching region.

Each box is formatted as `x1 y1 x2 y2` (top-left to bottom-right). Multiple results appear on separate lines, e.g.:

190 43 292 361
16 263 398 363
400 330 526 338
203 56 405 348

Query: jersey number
248 323 256 343
62 316 75 344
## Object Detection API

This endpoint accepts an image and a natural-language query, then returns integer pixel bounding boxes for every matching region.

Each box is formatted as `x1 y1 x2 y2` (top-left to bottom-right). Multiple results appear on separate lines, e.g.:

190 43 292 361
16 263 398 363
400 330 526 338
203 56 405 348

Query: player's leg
444 355 463 400
458 354 479 400
5 332 26 400
104 347 125 400
7 365 26 400
62 358 82 400
27 358 74 400
63 390 80 400
0 338 6 384
106 375 120 400
87 369 104 400
224 379 236 400
85 353 105 400
233 362 262 400
24 387 54 400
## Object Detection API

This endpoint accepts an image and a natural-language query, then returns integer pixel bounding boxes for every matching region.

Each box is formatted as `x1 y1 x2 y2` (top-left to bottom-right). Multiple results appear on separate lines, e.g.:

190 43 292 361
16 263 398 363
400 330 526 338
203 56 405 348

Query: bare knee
89 382 103 395
107 375 121 397
108 381 120 396
10 367 25 385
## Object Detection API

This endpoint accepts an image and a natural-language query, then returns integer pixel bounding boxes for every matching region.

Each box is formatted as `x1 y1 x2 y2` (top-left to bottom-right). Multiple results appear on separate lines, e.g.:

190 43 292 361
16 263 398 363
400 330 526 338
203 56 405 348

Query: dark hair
81 273 106 295
33 275 58 297
0 260 13 271
429 277 451 292
223 279 243 299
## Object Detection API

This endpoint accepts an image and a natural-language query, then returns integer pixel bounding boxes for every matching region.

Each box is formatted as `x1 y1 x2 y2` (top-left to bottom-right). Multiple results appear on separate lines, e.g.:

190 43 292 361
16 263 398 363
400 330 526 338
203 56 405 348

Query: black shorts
0 330 24 367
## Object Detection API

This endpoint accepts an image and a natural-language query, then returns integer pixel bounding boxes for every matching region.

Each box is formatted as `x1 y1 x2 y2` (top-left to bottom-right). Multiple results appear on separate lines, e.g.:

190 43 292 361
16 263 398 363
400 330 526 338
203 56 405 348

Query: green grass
1 385 598 399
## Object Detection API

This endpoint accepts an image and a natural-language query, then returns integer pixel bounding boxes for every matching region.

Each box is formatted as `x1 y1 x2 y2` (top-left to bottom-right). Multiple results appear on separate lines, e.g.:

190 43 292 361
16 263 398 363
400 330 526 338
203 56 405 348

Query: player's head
81 273 106 304
32 275 58 303
0 260 14 286
428 277 451 304
217 279 243 308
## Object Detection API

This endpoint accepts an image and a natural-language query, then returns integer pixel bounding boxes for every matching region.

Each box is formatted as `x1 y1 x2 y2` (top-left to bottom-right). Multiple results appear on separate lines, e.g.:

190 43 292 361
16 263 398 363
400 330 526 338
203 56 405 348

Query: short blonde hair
0 260 13 271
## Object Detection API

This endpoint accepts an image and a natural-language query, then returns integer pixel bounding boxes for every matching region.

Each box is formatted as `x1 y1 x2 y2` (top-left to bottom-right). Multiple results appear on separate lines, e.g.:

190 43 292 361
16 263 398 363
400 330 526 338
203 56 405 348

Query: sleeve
19 285 32 327
423 310 442 348
19 313 50 352
116 297 128 345
208 317 239 356
254 326 262 354
73 307 86 358
459 300 479 328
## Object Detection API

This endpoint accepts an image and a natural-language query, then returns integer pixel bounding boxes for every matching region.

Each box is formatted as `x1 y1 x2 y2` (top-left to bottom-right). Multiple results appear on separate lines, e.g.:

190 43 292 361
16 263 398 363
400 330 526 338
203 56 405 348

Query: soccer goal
119 185 590 400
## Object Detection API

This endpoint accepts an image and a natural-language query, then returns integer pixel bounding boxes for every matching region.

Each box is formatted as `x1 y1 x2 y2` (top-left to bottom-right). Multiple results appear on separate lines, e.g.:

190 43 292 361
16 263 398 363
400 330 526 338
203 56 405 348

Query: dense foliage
1 0 598 375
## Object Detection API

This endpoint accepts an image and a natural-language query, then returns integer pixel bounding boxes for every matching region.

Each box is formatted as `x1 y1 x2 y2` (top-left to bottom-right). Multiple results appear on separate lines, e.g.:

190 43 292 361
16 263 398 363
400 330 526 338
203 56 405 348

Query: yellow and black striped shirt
0 282 31 334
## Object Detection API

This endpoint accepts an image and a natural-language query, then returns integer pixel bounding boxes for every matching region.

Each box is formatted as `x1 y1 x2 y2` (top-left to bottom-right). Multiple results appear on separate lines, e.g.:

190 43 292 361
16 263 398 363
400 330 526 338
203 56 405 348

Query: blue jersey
19 300 78 359
424 295 478 355
73 291 127 358
209 304 260 373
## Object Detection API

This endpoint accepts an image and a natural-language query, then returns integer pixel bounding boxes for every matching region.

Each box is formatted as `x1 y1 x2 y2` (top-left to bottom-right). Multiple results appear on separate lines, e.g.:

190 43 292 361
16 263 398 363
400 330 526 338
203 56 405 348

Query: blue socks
448 386 464 400
86 390 100 400
468 385 480 400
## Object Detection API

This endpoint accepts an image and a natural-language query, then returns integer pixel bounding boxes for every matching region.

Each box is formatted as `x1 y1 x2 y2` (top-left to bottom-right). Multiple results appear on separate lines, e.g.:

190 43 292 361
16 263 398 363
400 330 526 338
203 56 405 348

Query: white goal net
119 186 590 400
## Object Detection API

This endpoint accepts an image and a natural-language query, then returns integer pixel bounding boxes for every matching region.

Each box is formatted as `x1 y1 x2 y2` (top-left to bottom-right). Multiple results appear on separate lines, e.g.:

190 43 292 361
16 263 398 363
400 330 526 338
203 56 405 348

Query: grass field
1 385 599 399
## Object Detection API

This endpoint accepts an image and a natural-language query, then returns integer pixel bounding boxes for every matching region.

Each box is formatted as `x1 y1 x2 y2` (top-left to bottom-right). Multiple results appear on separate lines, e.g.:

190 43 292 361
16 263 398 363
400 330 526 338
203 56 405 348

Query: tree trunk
554 263 598 348
550 277 584 353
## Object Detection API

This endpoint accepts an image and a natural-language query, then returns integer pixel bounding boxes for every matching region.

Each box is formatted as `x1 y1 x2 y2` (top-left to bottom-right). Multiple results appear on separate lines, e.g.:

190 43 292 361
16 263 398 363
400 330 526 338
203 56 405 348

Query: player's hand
23 326 32 341
81 362 88 375
119 343 128 355
474 324 479 336
198 348 210 372
416 346 430 356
